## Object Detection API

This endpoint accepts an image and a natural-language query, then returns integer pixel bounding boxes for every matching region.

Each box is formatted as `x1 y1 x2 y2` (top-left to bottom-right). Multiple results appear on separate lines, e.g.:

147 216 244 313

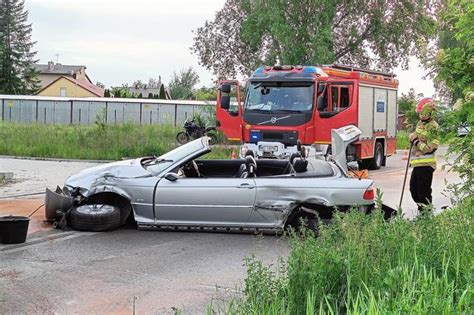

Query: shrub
221 198 473 314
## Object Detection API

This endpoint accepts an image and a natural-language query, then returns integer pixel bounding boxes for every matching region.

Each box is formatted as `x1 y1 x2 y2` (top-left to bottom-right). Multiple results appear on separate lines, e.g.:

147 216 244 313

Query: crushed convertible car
45 126 380 233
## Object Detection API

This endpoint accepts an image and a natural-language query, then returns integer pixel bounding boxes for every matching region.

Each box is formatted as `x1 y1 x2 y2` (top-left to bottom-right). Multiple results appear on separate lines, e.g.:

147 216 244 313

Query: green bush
220 198 473 314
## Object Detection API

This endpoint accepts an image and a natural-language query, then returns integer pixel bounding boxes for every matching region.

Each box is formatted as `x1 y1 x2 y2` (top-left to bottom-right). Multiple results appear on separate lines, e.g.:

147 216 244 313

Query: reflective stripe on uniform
411 153 435 159
410 153 436 167
410 157 436 165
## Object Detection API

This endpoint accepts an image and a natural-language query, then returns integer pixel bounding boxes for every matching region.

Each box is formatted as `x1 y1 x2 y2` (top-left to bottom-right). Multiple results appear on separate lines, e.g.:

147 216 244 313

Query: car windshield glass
245 82 314 113
143 138 207 174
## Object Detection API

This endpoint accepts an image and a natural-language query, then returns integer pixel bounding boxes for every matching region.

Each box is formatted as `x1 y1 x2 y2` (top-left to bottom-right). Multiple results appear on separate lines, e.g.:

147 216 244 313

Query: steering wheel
183 160 201 178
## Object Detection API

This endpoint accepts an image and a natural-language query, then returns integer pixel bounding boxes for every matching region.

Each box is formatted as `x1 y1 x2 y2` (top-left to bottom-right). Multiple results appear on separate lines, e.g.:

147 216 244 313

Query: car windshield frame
143 137 209 175
244 81 315 114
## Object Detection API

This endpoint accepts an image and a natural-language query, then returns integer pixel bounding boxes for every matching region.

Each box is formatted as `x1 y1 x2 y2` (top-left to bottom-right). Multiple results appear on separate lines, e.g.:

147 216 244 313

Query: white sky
26 0 436 97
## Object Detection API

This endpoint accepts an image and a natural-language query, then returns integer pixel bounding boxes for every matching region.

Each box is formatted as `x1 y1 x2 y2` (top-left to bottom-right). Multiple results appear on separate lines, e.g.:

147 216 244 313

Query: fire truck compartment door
217 80 242 141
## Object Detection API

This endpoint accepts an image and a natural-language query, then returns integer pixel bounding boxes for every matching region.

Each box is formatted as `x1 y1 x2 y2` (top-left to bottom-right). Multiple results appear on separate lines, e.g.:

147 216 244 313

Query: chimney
48 61 55 71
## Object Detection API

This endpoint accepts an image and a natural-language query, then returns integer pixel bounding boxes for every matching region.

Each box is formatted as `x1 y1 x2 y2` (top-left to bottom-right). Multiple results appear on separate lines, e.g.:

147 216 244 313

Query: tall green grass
0 123 232 160
216 198 473 314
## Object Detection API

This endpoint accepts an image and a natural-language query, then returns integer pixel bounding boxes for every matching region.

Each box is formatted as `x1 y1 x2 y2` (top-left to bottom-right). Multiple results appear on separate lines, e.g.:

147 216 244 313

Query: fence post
139 102 143 125
174 104 178 127
70 100 74 124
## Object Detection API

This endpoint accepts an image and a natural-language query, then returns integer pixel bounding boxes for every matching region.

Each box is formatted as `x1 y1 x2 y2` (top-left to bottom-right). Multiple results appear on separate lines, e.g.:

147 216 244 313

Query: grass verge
0 123 232 160
216 198 473 314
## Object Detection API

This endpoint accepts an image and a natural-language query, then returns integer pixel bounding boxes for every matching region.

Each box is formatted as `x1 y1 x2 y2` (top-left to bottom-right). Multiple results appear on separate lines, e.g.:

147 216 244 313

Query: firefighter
408 98 440 214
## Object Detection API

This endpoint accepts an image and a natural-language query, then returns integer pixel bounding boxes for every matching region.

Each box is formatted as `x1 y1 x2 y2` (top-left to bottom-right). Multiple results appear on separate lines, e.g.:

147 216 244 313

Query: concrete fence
0 95 216 126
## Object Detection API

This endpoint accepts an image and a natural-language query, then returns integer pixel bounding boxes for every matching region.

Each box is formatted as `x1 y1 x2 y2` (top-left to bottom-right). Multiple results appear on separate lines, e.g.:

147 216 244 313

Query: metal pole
399 142 414 209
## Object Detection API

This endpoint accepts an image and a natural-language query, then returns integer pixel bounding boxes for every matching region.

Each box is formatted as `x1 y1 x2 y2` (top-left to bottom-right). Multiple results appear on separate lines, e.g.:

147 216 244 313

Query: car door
154 177 256 226
246 177 297 228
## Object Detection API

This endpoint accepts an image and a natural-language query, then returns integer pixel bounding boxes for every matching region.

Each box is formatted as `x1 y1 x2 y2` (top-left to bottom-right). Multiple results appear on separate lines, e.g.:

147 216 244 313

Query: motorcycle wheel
176 132 189 144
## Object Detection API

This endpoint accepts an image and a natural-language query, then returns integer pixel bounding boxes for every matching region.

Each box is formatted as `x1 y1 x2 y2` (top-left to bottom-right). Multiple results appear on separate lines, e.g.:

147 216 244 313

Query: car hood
65 158 151 188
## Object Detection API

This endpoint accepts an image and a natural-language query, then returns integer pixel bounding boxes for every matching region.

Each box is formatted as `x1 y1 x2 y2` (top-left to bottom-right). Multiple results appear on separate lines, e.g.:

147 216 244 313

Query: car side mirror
221 84 231 94
164 173 179 182
220 95 230 110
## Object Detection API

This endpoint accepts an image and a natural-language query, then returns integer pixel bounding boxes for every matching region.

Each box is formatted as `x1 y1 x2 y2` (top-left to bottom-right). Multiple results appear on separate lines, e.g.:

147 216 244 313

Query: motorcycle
176 118 218 145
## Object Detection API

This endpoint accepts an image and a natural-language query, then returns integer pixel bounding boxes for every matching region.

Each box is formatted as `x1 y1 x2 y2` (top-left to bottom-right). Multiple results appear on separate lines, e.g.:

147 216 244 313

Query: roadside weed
217 198 473 314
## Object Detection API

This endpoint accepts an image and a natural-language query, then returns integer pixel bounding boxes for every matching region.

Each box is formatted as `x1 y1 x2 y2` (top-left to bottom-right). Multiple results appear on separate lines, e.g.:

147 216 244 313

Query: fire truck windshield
245 82 314 113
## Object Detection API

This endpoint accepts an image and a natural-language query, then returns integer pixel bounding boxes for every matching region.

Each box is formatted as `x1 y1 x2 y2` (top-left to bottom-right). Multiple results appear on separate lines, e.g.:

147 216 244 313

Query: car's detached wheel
70 204 121 232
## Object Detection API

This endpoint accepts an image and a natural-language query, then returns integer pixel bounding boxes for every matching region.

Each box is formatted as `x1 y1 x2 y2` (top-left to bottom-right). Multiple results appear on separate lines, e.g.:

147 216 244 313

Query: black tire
368 142 384 170
208 133 218 145
358 159 370 170
295 215 318 234
176 132 189 144
69 204 121 232
304 216 318 233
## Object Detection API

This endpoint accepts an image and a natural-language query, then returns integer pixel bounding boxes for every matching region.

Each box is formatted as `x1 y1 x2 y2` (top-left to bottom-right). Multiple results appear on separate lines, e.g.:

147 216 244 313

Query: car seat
293 158 308 173
290 150 308 173
237 163 247 178
237 150 257 178
245 155 257 177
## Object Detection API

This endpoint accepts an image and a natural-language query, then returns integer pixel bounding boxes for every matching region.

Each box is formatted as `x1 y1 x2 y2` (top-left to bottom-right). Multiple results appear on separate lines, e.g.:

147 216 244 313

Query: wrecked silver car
45 126 376 232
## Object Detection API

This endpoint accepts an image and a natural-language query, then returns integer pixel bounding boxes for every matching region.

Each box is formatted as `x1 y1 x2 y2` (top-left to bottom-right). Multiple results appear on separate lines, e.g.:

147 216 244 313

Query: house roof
33 63 85 75
126 86 163 94
36 76 105 97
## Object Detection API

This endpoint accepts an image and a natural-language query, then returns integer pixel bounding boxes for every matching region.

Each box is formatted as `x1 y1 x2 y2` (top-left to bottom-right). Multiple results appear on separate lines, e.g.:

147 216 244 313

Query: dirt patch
0 199 52 234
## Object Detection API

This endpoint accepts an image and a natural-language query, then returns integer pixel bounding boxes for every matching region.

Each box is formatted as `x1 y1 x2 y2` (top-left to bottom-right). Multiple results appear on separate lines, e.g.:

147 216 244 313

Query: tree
419 0 473 102
398 89 424 130
132 80 144 89
432 0 473 201
168 67 199 99
147 77 162 89
158 85 167 99
0 0 40 94
104 89 111 97
191 0 439 79
195 86 217 101
95 81 105 89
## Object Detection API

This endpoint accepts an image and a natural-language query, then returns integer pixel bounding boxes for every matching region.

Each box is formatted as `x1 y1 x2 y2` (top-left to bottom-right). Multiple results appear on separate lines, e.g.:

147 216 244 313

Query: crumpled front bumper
44 187 74 221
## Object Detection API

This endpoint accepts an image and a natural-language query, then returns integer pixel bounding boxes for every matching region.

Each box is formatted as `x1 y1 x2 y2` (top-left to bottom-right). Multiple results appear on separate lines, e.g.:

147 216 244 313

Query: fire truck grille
261 131 298 146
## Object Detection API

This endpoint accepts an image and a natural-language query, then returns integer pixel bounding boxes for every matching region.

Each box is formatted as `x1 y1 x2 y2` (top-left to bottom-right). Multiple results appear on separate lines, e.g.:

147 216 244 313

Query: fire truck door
315 81 357 142
217 80 243 141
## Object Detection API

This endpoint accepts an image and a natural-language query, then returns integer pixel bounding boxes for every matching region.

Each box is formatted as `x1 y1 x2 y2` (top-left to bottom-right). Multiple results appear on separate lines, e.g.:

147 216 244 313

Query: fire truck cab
216 64 398 169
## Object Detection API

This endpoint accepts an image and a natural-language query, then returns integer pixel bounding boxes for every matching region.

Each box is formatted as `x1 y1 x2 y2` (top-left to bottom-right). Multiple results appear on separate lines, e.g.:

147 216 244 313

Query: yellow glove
408 132 418 143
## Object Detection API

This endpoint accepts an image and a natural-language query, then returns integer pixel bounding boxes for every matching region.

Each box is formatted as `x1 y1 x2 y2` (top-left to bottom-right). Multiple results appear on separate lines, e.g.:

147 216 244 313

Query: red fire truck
216 64 398 169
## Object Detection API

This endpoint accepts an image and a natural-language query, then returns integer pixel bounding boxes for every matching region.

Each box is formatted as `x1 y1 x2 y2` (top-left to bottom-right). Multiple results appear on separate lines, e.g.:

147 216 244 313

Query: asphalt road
0 146 461 314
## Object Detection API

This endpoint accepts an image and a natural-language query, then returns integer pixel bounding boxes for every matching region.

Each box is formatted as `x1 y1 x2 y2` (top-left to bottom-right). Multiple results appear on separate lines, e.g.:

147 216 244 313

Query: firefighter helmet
416 98 436 117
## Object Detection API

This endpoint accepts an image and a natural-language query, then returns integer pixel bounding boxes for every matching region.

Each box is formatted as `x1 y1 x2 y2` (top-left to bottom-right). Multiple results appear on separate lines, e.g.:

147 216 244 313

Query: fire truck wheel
369 142 384 170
